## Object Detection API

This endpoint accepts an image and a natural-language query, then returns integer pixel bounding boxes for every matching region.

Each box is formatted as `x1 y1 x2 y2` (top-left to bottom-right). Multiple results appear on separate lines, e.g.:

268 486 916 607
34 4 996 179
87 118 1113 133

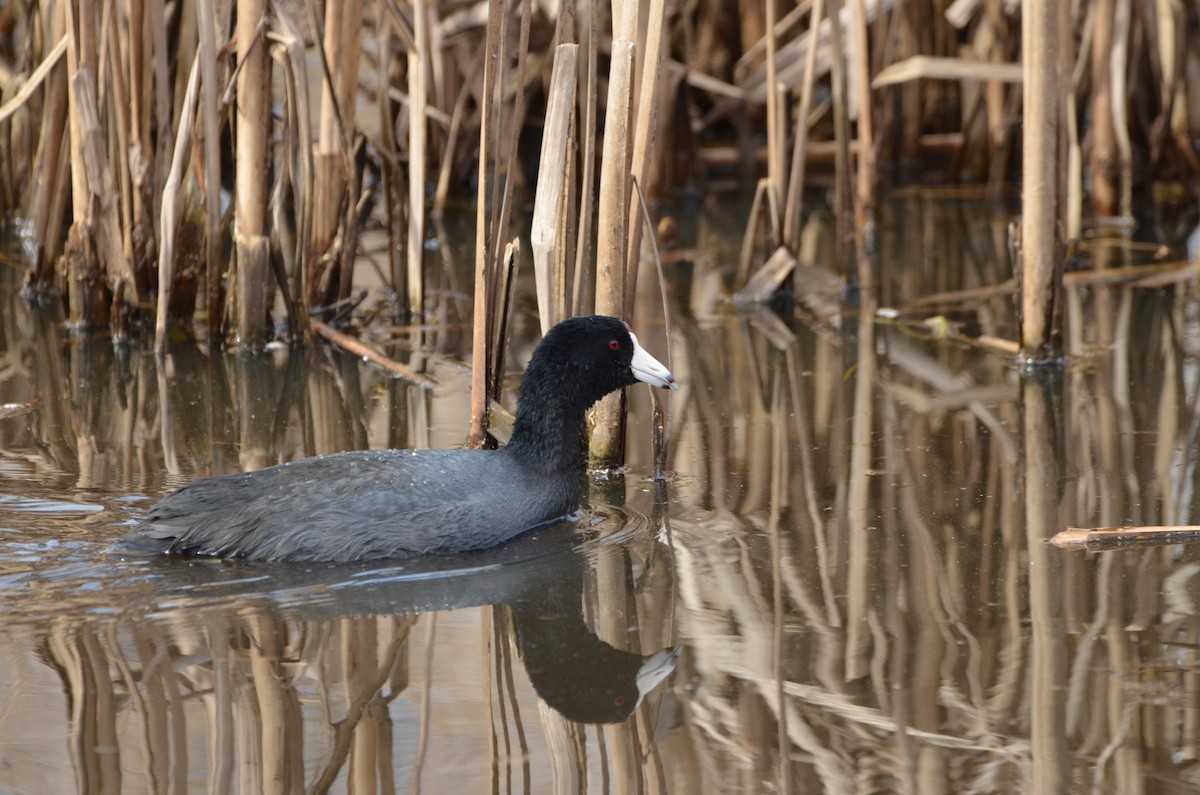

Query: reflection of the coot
124 519 679 726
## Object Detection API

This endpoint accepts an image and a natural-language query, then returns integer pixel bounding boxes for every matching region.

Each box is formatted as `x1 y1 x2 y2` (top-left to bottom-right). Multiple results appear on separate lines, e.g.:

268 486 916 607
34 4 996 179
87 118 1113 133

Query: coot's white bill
629 332 677 389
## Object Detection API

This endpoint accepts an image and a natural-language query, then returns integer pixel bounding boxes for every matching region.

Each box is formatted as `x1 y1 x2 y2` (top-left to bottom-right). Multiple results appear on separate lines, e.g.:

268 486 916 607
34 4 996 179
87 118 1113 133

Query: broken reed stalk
156 54 202 352
408 0 429 317
1020 0 1060 359
234 1 270 347
531 44 579 335
469 0 507 449
589 38 636 470
488 239 521 401
623 0 668 313
309 0 361 306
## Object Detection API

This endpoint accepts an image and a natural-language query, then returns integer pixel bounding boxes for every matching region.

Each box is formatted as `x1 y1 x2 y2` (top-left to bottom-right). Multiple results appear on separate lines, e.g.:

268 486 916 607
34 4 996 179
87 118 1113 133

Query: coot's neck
504 359 596 475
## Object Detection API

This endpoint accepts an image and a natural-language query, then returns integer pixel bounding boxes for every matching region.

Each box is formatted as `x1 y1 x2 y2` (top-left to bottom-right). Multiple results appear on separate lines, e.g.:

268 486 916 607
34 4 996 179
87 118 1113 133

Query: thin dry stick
311 319 435 386
487 0 533 297
632 175 673 479
0 36 68 124
408 0 429 316
432 52 484 217
1110 0 1132 219
764 0 782 210
824 0 857 271
850 0 874 295
571 6 600 316
783 0 825 247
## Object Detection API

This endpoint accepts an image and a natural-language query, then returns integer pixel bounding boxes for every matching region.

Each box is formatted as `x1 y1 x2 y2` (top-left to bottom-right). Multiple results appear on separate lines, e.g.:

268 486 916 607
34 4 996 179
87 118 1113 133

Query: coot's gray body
119 316 675 563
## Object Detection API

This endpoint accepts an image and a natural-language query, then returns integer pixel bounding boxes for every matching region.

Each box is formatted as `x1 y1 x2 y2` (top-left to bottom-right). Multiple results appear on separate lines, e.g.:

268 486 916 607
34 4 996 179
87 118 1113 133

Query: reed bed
0 1 1194 326
1 2 1199 442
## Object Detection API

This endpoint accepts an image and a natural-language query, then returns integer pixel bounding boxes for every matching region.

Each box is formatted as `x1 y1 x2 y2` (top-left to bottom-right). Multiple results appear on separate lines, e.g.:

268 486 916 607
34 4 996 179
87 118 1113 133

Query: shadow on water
6 196 1200 792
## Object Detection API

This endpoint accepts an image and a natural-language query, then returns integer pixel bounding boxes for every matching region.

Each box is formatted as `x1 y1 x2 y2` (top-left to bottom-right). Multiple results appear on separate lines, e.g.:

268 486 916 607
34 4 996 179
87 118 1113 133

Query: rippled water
4 197 1200 793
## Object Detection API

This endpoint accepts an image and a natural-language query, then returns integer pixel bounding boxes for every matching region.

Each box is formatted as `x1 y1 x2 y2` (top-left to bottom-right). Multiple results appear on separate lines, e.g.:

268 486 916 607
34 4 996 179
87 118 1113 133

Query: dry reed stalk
487 238 521 401
1022 378 1069 790
531 44 579 334
195 0 223 338
244 613 300 795
375 8 407 312
783 0 825 247
125 0 154 270
764 0 783 213
589 38 636 469
488 0 532 304
100 0 134 271
270 9 314 335
623 0 668 313
432 52 484 217
823 0 856 272
468 0 507 449
23 29 70 282
1110 0 1132 218
71 72 140 301
148 3 171 240
572 6 599 316
155 54 202 352
849 0 874 293
408 0 429 317
1090 0 1118 216
843 292 875 682
234 0 270 346
1019 0 1060 359
309 0 362 299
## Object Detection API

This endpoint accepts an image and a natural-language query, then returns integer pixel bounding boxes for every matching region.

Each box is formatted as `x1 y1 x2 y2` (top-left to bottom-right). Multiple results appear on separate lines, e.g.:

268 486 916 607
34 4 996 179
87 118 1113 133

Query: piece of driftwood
1052 526 1200 550
311 319 435 387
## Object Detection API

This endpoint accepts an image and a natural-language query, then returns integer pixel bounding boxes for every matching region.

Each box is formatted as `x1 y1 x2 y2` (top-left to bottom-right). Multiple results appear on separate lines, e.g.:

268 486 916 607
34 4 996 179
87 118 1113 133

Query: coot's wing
122 449 576 562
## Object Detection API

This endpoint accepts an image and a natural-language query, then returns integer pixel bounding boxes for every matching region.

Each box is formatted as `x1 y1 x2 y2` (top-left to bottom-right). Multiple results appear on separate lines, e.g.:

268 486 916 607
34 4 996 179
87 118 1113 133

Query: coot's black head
526 315 675 408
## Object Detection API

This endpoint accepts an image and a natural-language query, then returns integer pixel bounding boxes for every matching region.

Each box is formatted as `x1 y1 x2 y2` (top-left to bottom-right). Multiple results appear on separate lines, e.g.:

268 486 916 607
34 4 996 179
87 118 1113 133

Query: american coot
119 315 676 563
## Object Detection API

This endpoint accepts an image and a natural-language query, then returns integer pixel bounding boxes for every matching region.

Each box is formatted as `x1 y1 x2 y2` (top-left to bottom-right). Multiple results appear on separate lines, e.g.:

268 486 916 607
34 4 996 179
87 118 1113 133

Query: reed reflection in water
4 197 1200 792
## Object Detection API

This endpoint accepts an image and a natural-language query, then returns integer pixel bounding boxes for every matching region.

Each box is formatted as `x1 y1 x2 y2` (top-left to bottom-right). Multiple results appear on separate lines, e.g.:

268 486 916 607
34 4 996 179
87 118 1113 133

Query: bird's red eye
608 339 620 351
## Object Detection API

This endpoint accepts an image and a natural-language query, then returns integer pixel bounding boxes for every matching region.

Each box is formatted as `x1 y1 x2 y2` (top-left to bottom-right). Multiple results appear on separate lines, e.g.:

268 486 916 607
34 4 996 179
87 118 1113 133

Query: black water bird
119 315 675 563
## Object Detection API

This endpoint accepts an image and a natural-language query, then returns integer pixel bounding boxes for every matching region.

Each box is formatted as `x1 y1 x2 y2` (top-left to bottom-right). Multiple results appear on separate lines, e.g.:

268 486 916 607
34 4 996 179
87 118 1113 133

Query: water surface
3 197 1200 793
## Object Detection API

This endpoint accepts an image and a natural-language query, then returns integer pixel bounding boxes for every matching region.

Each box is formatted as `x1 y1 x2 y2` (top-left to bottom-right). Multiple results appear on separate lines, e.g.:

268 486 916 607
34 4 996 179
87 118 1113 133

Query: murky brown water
3 196 1200 793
